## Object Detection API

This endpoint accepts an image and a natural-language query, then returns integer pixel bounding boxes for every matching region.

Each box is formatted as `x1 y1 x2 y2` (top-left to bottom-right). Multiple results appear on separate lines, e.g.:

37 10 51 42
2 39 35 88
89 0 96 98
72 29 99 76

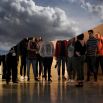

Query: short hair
88 30 94 33
77 33 84 40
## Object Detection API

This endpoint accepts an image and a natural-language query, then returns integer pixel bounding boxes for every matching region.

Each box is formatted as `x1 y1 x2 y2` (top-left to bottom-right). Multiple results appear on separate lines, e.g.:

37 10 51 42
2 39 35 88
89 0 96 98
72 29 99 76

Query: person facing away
73 33 86 87
86 30 98 82
55 40 68 81
39 40 54 82
26 37 39 81
95 33 103 77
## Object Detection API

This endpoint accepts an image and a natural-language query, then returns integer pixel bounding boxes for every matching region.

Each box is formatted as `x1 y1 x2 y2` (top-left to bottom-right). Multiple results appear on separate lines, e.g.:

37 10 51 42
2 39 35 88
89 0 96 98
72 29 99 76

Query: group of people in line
0 29 103 87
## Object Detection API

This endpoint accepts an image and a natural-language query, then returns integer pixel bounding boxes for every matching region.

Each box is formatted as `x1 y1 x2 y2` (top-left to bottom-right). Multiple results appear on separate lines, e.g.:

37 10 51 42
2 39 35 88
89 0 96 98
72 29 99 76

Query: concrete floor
0 79 103 103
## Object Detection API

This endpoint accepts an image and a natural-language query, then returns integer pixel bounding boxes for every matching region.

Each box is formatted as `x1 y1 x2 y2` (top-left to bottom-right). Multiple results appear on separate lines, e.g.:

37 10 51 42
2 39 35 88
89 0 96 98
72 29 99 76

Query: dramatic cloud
80 0 103 20
0 0 79 50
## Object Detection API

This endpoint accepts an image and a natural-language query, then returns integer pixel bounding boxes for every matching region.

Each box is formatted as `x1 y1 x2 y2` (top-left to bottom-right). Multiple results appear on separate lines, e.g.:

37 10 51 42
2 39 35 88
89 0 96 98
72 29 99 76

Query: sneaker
24 76 28 80
35 78 39 81
20 76 24 81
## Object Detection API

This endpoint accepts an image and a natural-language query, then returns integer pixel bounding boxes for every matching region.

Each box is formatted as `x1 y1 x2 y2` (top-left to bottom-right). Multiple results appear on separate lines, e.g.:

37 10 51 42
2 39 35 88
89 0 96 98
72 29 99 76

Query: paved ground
0 78 103 103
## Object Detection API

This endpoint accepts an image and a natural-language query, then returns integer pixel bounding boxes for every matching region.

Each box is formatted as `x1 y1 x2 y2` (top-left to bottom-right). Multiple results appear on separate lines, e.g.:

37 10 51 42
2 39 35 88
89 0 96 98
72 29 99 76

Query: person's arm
75 41 81 56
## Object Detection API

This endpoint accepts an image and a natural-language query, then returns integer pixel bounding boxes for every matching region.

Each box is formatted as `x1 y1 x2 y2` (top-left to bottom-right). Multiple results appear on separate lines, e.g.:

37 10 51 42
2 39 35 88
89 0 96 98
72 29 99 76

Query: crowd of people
0 29 103 87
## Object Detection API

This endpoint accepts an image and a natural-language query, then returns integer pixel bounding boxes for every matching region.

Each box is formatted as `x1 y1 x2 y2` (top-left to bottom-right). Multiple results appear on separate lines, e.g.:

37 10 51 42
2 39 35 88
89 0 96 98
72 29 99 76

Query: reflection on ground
0 79 103 103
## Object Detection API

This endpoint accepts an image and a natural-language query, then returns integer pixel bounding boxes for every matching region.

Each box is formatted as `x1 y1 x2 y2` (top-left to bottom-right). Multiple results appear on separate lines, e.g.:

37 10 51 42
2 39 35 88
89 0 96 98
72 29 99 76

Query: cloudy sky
0 0 103 50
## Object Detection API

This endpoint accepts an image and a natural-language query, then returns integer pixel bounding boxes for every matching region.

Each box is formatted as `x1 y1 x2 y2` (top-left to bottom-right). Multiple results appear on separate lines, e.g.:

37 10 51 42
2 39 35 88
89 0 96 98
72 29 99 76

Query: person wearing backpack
95 33 103 77
39 41 54 82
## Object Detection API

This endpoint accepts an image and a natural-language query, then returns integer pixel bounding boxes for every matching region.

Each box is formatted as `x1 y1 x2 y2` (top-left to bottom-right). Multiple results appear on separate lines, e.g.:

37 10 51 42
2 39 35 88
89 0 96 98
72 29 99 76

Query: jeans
86 56 97 81
67 57 76 79
57 57 67 77
20 56 26 76
27 58 37 79
43 57 53 80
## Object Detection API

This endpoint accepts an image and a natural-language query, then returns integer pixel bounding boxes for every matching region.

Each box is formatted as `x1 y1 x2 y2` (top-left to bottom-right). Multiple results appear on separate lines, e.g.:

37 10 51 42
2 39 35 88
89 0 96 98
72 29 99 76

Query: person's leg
67 57 72 80
43 57 47 80
91 56 97 81
12 62 17 83
27 59 31 81
39 57 43 77
48 57 53 81
95 56 100 76
86 56 91 81
99 56 103 75
24 57 26 77
20 56 23 76
57 57 61 80
71 57 76 80
6 63 11 84
32 59 38 81
79 56 84 81
62 57 66 79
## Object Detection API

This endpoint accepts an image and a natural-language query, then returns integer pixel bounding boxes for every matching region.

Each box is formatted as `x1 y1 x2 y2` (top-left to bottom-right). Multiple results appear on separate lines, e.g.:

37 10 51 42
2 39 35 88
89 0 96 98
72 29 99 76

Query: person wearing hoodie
39 40 54 82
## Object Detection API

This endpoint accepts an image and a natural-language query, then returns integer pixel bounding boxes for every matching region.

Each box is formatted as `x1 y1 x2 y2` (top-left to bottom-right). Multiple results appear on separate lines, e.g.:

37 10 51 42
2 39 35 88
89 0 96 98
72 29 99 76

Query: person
6 46 18 84
73 34 86 87
36 37 43 79
39 40 54 82
27 37 39 81
95 33 103 77
1 55 7 80
20 38 29 81
55 40 68 81
67 38 76 82
86 30 98 82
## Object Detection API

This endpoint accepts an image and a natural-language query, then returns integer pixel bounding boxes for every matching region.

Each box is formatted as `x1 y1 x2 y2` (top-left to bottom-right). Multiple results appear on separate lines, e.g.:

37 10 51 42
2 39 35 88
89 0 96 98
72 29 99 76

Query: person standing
36 37 43 79
67 38 76 82
6 46 18 84
20 38 29 81
27 37 39 81
86 30 98 82
55 40 68 81
95 33 103 77
73 34 86 87
39 41 54 81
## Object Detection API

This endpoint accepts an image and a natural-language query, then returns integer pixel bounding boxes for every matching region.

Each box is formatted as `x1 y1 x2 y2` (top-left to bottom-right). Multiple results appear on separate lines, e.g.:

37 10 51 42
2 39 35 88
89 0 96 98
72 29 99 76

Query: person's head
88 30 94 38
77 33 84 40
95 33 101 39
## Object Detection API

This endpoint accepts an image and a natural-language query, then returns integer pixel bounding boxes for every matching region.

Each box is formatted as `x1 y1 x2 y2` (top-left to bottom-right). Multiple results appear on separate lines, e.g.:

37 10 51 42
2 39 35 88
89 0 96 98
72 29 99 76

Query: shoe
75 82 83 87
20 76 24 81
35 78 39 81
24 76 28 80
13 81 18 83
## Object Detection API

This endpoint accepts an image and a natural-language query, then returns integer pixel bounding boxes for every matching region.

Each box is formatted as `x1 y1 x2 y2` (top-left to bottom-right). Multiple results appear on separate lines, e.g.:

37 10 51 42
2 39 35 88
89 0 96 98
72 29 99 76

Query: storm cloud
0 0 79 50
80 0 103 20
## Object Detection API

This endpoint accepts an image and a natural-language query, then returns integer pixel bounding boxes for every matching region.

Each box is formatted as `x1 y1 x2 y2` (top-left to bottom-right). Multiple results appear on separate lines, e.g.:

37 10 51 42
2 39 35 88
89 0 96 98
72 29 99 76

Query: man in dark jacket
6 46 19 84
